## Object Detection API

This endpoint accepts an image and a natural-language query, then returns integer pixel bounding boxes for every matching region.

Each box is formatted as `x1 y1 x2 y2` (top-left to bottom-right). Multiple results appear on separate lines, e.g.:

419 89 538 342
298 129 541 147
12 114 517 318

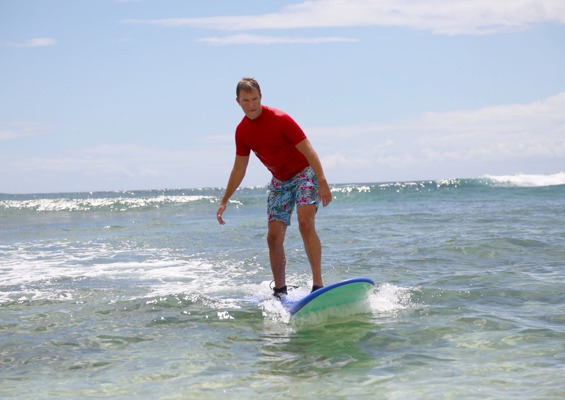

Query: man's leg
297 204 323 288
267 220 287 289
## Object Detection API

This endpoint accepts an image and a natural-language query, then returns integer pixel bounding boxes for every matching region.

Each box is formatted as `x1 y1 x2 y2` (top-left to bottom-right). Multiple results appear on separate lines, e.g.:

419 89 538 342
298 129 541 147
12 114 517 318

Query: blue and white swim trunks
267 166 319 226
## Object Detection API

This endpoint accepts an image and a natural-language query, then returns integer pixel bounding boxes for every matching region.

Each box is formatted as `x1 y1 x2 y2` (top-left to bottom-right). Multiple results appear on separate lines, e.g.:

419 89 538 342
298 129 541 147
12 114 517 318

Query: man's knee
267 221 286 247
297 207 316 235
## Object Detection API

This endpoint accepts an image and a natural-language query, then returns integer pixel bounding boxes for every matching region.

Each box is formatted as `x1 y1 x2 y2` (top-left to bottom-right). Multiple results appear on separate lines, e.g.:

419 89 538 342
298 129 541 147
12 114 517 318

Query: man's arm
295 139 332 207
216 155 250 225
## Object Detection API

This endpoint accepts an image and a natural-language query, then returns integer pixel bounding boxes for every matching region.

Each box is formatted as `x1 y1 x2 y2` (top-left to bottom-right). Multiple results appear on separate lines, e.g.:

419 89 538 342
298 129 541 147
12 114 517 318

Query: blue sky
1 0 564 193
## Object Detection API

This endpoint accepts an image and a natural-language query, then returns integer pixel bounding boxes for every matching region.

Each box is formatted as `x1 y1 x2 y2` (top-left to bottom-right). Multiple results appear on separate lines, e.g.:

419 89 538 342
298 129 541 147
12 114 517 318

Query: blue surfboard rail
284 277 375 316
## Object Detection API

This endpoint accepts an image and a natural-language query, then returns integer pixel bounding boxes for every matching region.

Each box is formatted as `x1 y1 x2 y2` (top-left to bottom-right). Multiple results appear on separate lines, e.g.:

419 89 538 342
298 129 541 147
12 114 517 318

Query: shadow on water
257 316 379 379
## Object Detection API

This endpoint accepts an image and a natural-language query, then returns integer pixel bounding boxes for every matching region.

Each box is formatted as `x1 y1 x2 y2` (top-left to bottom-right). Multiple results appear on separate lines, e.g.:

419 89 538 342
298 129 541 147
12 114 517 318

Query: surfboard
281 277 374 318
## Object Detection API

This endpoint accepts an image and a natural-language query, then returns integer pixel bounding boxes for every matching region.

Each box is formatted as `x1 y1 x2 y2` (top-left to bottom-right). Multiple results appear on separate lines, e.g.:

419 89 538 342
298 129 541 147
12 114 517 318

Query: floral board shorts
267 166 319 226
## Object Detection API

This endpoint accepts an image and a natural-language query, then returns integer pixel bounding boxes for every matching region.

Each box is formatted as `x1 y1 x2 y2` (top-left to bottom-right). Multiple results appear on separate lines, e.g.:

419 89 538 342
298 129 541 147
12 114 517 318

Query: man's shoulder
236 106 292 133
263 105 288 117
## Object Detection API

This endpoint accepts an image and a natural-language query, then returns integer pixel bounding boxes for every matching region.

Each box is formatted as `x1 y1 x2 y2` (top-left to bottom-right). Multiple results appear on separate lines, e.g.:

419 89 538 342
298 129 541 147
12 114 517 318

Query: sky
1 0 564 194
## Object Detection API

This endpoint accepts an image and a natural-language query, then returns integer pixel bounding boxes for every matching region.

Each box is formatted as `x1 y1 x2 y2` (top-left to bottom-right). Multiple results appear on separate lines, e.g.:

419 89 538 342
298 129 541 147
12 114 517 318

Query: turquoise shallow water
1 175 564 399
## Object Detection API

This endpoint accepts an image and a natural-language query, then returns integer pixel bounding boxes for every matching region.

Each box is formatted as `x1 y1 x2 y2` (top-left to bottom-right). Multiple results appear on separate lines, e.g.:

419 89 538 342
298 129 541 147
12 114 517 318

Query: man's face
236 89 262 120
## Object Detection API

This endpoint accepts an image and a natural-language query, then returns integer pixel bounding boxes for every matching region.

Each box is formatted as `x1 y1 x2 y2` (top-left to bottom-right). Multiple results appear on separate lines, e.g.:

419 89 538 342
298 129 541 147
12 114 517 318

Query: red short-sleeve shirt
235 106 309 181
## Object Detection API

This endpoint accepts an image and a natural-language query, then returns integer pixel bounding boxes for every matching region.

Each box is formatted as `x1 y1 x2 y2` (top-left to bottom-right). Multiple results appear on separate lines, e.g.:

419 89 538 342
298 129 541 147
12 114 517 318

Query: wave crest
484 172 565 187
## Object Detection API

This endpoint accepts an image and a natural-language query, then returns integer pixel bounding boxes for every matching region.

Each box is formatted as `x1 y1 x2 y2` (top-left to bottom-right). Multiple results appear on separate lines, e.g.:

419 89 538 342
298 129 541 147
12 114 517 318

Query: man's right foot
273 286 288 299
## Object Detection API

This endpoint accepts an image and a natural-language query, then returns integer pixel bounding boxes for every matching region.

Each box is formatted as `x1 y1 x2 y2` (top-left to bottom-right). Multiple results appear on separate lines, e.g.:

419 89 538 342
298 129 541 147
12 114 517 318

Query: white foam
0 241 261 306
369 283 417 314
259 281 310 324
331 185 372 193
0 194 216 212
485 172 565 187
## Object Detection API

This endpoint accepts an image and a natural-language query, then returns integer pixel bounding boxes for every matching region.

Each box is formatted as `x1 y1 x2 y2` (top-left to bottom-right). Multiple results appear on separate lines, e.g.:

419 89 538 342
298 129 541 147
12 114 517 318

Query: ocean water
1 173 564 399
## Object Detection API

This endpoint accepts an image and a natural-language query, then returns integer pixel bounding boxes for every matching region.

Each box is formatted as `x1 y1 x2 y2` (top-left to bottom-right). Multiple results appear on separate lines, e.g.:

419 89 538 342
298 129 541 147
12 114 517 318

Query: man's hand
216 203 227 225
318 180 332 207
295 139 332 207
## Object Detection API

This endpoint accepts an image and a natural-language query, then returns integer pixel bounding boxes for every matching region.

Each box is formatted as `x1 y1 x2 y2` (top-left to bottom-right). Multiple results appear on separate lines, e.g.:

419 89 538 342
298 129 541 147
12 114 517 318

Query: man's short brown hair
236 77 261 98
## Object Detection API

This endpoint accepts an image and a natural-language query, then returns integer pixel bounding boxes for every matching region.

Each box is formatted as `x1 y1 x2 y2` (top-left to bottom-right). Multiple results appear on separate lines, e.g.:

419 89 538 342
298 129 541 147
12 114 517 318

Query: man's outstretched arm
217 155 250 224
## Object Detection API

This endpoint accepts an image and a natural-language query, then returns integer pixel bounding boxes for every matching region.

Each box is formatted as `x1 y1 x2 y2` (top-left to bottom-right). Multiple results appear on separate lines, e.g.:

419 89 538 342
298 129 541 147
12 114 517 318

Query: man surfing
216 77 332 298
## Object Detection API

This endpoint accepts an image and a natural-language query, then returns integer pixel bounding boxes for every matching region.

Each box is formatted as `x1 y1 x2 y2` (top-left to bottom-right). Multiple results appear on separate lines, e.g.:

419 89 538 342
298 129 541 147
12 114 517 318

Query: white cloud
199 34 358 45
1 143 247 193
414 93 565 151
3 37 57 48
123 0 565 35
0 122 50 140
309 92 565 181
2 94 564 193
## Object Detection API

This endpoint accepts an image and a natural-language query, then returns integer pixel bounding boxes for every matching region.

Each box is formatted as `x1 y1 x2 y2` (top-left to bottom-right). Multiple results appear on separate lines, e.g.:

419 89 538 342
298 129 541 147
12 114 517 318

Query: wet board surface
281 277 375 318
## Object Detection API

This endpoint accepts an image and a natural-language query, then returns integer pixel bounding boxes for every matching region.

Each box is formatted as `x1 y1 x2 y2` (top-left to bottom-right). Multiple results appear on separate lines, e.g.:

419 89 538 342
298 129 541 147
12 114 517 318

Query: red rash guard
235 106 309 181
